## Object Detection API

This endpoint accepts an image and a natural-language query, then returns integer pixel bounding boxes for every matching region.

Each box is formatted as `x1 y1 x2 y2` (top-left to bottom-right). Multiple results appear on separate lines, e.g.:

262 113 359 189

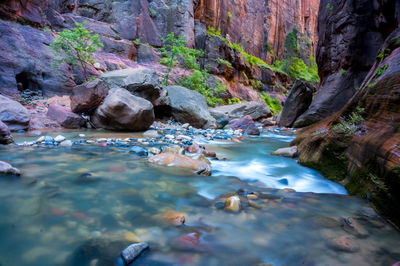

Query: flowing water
0 130 399 266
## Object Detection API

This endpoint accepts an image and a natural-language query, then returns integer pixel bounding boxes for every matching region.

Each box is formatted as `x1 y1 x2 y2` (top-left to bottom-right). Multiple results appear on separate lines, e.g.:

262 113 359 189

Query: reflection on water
0 130 398 266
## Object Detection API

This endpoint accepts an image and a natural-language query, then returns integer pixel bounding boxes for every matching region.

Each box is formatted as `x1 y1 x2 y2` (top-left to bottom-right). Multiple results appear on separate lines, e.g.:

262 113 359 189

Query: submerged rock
149 153 211 176
271 146 298 158
160 210 185 226
225 196 241 212
0 120 13 144
329 235 359 253
121 242 149 265
130 146 149 157
66 238 132 266
0 161 20 176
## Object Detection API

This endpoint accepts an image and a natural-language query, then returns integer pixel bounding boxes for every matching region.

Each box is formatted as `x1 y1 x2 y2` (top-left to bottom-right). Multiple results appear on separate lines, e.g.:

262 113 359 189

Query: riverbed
0 129 399 266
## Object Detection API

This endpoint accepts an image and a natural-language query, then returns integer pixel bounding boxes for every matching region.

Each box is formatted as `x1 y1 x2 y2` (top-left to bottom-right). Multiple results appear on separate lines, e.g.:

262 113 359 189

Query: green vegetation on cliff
160 32 239 107
50 22 103 80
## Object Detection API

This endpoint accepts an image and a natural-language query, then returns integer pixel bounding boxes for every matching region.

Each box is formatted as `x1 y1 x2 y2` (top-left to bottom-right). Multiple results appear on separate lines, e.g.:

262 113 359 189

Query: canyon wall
293 0 400 226
294 0 399 127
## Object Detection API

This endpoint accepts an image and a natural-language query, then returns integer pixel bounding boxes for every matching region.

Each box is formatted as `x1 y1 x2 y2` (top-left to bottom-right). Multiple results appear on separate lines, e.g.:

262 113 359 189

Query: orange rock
161 210 185 226
149 152 211 176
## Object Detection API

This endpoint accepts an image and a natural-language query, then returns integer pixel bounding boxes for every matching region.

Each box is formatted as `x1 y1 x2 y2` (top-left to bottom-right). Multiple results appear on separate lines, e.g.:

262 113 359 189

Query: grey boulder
100 68 163 105
163 86 217 129
92 88 155 131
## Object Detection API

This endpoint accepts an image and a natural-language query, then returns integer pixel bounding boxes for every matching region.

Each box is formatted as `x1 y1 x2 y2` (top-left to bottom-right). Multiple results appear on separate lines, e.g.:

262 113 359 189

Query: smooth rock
0 161 20 176
0 120 13 144
228 115 260 135
121 242 149 265
130 146 149 157
143 130 159 138
329 235 359 253
277 80 313 127
60 140 73 147
36 136 45 143
54 135 66 142
225 196 240 212
70 78 109 114
271 146 298 158
0 95 30 131
210 101 271 124
100 68 162 105
92 88 154 132
160 210 185 226
47 104 85 129
149 153 211 176
162 86 217 129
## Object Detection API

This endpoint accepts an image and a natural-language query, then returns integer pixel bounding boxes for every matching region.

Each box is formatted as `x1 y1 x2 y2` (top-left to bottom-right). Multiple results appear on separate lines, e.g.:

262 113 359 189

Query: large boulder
277 80 313 127
0 95 30 131
46 104 86 129
210 101 271 125
163 86 216 129
100 68 163 105
70 79 110 114
0 121 13 144
92 88 155 131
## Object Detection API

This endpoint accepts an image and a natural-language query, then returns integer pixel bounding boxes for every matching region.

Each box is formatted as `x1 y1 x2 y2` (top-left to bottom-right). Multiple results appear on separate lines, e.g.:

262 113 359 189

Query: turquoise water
0 130 399 265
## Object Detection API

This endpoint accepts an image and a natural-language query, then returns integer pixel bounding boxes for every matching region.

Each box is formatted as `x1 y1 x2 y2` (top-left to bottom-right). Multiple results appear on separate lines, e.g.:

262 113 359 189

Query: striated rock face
194 0 319 61
293 28 400 226
294 0 399 127
0 0 47 26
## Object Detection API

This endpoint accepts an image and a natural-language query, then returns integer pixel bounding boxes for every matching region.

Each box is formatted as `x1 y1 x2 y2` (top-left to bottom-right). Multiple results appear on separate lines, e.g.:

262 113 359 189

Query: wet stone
130 146 149 157
121 242 149 265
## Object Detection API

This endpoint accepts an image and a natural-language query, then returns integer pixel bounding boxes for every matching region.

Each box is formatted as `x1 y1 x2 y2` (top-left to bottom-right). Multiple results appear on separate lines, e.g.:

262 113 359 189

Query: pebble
124 231 141 242
225 196 241 212
54 135 66 142
79 134 85 137
60 140 72 147
165 134 175 139
121 242 149 265
161 210 185 226
36 136 45 143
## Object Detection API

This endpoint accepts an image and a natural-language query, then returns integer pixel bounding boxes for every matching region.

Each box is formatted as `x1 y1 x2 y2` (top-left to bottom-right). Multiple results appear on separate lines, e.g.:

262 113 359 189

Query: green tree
50 22 103 80
160 32 203 85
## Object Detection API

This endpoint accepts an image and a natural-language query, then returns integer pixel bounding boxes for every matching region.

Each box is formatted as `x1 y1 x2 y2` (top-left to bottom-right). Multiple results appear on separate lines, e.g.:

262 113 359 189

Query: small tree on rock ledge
50 22 103 80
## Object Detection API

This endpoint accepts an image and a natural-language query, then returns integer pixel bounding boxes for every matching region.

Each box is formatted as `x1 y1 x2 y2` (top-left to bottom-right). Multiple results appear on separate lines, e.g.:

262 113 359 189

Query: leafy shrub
260 92 282 115
160 32 204 85
215 58 233 68
50 22 103 79
227 97 241 105
332 107 365 135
